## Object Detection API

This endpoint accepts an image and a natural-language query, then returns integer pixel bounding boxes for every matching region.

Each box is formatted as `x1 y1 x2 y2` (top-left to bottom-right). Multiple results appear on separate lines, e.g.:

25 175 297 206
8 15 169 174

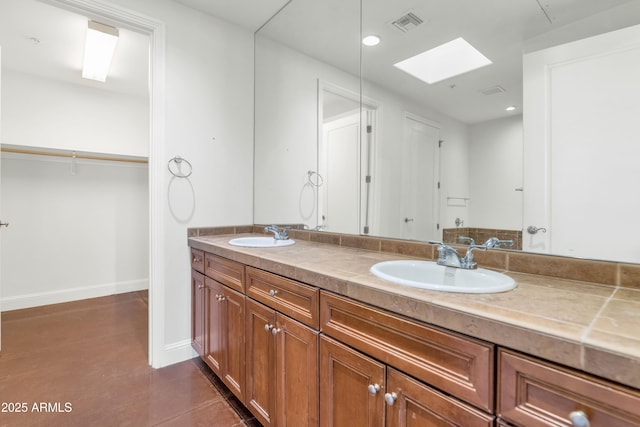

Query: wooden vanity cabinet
245 287 319 427
319 335 494 427
320 291 494 412
498 349 640 426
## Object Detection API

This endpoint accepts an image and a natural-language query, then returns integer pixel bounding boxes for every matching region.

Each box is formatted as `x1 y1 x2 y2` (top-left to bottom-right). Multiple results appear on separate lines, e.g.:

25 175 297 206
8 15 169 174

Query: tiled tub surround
188 226 640 391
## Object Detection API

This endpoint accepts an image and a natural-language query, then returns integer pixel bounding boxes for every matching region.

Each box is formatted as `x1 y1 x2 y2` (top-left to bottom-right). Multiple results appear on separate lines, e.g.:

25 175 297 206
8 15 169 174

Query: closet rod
1 147 148 164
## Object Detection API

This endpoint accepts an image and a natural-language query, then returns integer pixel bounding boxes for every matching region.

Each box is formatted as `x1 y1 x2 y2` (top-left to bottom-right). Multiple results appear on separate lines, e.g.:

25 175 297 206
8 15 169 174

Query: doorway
0 0 165 367
401 114 441 242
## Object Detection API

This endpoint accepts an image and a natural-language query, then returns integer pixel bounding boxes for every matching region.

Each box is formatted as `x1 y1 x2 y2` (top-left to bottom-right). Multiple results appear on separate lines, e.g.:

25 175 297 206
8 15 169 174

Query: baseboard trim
0 279 149 312
156 339 198 368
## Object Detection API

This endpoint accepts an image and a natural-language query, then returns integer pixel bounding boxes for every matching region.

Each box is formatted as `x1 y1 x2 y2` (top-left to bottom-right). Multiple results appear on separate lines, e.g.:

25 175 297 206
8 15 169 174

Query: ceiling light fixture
362 35 381 47
505 105 517 111
393 37 492 84
82 21 119 82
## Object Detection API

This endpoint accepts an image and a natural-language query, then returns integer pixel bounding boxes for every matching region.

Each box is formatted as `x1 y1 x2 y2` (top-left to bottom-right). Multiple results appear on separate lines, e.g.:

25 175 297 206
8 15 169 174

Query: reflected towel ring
168 156 192 178
307 170 324 187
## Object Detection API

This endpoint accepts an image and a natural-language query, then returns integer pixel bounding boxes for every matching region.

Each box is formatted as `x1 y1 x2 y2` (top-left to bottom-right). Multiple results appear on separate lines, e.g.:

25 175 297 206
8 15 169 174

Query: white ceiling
0 0 638 123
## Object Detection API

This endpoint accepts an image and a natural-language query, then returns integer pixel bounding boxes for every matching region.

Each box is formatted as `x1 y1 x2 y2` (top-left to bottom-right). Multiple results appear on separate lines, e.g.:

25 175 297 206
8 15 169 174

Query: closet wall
1 69 149 311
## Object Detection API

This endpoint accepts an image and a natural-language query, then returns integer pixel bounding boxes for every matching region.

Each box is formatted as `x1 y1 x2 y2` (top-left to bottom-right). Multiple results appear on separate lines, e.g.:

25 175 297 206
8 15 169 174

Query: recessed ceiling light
505 105 517 111
393 37 492 84
362 35 381 47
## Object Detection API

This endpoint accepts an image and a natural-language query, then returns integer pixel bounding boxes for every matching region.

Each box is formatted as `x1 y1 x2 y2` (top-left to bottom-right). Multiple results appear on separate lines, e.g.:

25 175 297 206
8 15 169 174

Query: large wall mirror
254 0 640 264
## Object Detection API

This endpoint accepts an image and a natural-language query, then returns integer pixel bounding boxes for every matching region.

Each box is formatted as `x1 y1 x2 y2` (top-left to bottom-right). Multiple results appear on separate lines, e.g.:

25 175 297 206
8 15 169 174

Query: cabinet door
385 368 494 427
320 336 385 427
246 298 277 427
206 277 245 401
205 277 224 376
191 270 206 358
276 313 319 427
223 285 245 401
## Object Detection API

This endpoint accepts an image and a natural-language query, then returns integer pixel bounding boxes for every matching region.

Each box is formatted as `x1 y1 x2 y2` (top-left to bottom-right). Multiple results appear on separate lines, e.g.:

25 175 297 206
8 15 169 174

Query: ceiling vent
480 85 506 96
391 12 423 32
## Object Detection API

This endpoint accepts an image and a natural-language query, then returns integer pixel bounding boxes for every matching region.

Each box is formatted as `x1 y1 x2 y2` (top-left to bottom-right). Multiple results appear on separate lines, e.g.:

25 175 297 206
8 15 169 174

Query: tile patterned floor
0 291 261 427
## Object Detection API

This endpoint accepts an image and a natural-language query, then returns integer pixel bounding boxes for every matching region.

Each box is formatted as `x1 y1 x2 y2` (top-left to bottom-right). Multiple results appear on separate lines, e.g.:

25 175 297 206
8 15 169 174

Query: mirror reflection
254 0 640 264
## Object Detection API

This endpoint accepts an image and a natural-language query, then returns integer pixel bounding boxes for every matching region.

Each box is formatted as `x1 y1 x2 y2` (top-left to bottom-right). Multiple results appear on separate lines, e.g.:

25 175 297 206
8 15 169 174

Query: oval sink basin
229 236 295 248
370 260 515 293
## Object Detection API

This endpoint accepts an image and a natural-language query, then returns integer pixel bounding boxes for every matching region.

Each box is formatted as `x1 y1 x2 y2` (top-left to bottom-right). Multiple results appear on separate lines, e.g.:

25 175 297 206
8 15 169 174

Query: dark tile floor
0 291 261 427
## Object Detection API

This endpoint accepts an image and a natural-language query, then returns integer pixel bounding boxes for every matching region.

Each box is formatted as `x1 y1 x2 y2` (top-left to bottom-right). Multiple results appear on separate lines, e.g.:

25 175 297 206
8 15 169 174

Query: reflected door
523 24 640 263
401 115 440 242
320 112 361 234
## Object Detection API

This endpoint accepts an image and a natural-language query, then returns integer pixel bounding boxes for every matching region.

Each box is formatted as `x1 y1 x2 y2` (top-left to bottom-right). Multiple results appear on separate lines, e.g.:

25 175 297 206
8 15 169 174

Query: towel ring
307 170 324 187
168 156 192 178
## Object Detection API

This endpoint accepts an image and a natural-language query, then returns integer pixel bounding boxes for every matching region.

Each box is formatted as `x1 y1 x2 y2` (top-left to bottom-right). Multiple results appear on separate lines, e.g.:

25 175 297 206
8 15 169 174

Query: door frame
46 0 166 368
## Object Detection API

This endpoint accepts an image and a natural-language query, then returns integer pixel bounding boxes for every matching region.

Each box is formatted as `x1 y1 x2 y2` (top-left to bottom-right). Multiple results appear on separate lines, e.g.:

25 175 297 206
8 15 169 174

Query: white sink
229 236 295 248
370 260 515 293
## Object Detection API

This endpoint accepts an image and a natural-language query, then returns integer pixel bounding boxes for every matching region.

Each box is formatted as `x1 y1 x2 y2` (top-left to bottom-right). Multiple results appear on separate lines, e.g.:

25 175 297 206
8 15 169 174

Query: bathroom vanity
189 228 640 426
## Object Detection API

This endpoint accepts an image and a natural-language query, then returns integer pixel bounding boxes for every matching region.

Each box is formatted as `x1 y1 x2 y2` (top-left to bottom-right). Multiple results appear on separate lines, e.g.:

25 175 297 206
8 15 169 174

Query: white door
401 115 440 241
523 25 640 263
320 112 361 234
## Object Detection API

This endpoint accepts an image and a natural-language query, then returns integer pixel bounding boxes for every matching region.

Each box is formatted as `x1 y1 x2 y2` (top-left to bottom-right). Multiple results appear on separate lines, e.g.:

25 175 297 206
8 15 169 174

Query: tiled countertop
189 233 640 390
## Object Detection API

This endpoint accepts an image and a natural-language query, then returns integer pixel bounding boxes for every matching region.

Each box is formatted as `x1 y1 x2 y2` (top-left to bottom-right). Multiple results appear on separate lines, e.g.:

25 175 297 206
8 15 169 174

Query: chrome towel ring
168 156 192 178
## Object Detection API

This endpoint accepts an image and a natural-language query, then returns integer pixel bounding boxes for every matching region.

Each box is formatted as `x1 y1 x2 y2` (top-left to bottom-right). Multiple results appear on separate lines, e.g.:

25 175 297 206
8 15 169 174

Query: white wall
468 115 522 229
105 0 255 366
0 154 148 310
2 71 149 157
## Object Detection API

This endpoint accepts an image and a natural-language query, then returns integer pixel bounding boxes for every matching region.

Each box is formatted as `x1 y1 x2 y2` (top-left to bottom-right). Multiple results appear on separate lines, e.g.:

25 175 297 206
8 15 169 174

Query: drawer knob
367 384 381 395
192 257 200 263
569 410 590 427
269 289 278 297
384 392 397 406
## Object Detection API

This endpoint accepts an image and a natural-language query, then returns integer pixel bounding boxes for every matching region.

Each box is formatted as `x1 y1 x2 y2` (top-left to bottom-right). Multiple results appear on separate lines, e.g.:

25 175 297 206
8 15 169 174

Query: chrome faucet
264 225 290 240
482 237 514 249
458 236 475 246
429 241 486 269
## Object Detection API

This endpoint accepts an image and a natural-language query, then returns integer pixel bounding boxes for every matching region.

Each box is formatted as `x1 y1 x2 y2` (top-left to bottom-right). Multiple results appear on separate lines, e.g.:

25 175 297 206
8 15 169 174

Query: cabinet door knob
367 384 381 395
198 284 204 290
569 410 590 427
269 289 278 297
192 256 200 263
271 327 282 335
216 294 226 302
264 324 273 332
384 392 397 406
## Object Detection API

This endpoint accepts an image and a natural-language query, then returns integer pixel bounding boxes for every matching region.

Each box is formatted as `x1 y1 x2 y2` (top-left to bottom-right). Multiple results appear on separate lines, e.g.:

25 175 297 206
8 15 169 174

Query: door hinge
437 181 440 189
438 139 444 148
437 223 440 230
367 125 372 133
365 175 371 183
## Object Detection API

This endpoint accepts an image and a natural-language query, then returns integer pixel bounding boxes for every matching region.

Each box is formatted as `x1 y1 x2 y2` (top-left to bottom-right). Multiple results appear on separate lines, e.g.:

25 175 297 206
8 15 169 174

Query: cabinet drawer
191 249 205 273
498 349 640 426
204 253 244 293
320 291 494 412
246 267 319 329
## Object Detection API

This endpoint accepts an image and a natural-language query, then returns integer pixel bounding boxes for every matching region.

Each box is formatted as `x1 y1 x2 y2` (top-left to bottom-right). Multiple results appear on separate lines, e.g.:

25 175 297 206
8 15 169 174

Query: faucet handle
458 236 475 246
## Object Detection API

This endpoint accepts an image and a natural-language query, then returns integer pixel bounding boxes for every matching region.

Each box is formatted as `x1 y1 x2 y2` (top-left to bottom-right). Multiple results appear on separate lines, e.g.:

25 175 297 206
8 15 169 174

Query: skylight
393 37 492 84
